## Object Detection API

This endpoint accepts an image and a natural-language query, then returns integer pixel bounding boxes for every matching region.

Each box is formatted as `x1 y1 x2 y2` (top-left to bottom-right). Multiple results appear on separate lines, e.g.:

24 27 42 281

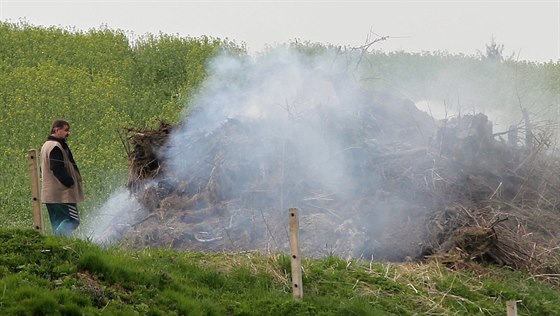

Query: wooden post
289 208 303 300
28 149 43 233
506 300 518 316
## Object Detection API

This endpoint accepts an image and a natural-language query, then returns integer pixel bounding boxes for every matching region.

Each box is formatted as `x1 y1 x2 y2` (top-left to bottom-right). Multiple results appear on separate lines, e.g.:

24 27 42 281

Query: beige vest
40 140 84 203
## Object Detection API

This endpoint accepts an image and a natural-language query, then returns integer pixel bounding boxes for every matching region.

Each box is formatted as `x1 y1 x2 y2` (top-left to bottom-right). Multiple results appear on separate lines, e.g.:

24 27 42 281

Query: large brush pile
113 91 559 279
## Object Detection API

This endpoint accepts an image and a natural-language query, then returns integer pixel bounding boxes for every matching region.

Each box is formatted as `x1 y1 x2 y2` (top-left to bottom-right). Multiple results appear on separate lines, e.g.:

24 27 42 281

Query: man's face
54 125 70 140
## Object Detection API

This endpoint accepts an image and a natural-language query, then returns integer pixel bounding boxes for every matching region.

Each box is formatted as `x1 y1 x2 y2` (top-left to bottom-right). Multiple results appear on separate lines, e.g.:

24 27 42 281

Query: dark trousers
45 203 80 236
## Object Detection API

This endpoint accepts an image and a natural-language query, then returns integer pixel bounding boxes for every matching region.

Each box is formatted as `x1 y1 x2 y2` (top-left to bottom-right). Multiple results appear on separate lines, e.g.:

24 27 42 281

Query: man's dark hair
50 120 70 134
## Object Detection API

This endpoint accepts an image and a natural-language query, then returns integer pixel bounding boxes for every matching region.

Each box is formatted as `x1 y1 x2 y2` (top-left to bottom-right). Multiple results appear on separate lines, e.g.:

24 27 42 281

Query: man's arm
49 147 75 187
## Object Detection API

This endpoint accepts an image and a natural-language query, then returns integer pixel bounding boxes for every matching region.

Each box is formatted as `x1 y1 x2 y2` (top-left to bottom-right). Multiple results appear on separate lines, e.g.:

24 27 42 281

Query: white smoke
166 48 361 195
83 47 437 259
79 188 141 244
79 46 559 260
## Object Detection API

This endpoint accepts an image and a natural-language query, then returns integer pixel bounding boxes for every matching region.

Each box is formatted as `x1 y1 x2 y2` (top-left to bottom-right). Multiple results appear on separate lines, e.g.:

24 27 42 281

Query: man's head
50 120 70 140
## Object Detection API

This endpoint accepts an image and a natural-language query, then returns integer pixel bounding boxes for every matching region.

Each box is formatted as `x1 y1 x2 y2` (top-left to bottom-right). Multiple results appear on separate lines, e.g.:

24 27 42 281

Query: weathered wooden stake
28 149 43 233
506 300 518 316
289 207 303 300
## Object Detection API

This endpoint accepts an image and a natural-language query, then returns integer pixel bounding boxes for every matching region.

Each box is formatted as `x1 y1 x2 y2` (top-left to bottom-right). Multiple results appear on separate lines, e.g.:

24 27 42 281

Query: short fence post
289 208 303 300
28 149 43 233
506 300 518 316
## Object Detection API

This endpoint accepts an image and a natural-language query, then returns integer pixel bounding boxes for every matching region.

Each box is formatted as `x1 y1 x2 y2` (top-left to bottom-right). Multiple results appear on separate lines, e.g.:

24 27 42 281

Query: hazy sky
1 0 559 63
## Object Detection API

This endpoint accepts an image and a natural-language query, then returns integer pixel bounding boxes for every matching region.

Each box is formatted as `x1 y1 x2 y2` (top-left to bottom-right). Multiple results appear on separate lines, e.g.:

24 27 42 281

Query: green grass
1 228 559 315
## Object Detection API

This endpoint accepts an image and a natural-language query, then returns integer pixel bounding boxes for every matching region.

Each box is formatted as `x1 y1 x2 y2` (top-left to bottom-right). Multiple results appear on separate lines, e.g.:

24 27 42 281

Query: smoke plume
87 47 439 260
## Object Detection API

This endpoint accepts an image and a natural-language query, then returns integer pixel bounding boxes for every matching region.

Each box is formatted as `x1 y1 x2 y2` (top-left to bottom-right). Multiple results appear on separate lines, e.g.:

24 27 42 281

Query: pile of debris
110 90 559 278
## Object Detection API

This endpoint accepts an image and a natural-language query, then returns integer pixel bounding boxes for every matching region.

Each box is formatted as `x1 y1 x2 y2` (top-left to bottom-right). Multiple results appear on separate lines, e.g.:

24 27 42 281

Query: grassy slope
1 228 559 315
0 23 232 228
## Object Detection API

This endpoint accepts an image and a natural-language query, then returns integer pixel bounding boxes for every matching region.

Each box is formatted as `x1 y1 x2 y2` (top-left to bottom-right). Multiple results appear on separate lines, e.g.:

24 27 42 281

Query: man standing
40 119 84 236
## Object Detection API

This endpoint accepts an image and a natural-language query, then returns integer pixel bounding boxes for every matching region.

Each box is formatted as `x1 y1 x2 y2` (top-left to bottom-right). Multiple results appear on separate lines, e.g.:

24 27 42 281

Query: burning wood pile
112 91 559 278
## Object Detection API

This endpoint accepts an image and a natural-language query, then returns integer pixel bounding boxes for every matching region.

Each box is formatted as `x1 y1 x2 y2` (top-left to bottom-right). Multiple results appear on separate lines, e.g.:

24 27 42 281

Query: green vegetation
1 228 559 315
0 22 242 228
1 22 559 314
